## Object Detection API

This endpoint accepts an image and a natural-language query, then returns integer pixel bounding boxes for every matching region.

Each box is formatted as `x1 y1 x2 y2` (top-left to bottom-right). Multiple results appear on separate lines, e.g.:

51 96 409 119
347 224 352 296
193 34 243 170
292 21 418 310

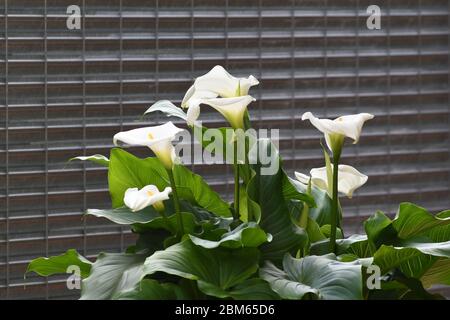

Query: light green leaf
27 249 92 279
320 224 344 239
189 222 271 249
86 207 160 225
260 253 363 300
81 252 147 300
142 240 259 298
70 154 109 167
144 100 187 120
173 164 232 217
373 242 450 287
392 203 450 240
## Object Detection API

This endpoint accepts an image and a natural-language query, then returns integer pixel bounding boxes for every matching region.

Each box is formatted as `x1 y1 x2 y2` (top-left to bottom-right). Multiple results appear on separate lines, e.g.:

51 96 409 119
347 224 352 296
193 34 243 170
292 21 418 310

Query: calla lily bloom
124 185 172 212
301 112 374 153
295 165 368 198
113 122 184 169
182 65 259 129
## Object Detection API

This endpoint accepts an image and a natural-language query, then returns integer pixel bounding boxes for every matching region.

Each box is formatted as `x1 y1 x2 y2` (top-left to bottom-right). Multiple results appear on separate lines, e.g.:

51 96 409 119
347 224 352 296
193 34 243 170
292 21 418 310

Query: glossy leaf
260 253 363 300
142 240 259 298
248 140 307 264
189 222 271 249
81 252 147 300
108 148 231 217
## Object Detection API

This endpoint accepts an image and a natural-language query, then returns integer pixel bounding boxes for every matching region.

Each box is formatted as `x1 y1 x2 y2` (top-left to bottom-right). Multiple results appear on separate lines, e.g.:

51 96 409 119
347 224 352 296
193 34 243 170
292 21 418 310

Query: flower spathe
301 112 374 152
124 185 172 212
295 165 368 198
113 122 184 169
182 65 259 129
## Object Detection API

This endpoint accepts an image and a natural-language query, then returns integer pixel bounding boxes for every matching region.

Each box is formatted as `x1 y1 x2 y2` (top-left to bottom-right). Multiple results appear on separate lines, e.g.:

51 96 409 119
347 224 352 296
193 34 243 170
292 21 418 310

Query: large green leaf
69 154 109 167
309 234 369 256
365 203 450 246
392 203 450 240
86 207 160 225
86 207 199 235
373 241 450 287
248 140 307 264
81 252 147 300
142 240 259 298
26 249 92 279
108 148 231 217
260 253 363 300
189 222 271 249
108 148 168 208
173 164 231 217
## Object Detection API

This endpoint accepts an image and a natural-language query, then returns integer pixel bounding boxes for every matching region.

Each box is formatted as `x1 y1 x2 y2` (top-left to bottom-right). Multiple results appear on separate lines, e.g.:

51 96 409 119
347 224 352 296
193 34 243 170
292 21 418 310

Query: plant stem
167 169 184 237
233 139 240 220
329 151 341 253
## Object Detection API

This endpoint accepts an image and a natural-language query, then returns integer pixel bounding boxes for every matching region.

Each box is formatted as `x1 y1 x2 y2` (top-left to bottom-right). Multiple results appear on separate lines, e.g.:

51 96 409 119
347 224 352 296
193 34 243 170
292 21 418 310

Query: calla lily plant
27 65 450 301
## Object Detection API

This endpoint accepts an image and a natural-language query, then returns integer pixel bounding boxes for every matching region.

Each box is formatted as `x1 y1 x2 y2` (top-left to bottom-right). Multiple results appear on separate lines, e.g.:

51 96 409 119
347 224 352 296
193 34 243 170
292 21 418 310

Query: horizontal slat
2 47 449 64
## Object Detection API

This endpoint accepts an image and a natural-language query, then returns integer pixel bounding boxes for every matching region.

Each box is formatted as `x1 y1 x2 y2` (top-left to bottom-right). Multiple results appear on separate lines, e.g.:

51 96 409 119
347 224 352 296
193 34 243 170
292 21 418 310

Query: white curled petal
309 165 368 198
295 172 311 185
309 167 330 195
186 101 201 126
124 187 152 212
194 65 240 98
201 95 255 129
124 185 172 212
302 112 374 144
239 75 259 95
181 85 195 109
332 113 374 144
113 122 184 148
336 165 368 198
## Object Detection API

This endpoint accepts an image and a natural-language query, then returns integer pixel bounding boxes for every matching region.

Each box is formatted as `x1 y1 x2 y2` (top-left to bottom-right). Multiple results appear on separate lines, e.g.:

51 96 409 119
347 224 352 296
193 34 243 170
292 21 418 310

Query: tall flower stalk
166 168 184 237
301 112 373 253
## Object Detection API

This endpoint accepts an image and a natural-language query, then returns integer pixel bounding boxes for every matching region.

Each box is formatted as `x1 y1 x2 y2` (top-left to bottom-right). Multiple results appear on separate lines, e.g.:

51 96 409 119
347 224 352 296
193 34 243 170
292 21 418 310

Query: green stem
329 151 341 253
233 140 240 220
167 169 184 237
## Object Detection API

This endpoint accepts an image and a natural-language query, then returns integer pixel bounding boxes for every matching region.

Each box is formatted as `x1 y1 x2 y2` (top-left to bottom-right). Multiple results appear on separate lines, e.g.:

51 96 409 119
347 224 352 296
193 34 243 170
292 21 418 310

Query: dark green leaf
81 252 147 300
142 240 259 298
189 222 271 249
260 253 363 300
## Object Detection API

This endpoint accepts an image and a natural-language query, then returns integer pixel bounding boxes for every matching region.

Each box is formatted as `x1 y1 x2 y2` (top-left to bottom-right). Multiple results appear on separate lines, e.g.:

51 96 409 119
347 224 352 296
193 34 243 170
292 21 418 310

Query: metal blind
1 0 449 299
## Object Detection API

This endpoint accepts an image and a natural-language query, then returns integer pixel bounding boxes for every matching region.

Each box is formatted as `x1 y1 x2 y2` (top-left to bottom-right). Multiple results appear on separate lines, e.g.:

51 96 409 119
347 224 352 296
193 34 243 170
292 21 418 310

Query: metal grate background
1 0 449 299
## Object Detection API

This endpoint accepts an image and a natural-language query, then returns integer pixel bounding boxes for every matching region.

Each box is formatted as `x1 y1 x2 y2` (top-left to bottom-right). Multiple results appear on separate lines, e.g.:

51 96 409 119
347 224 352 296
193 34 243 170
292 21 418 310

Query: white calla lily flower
113 122 184 169
182 65 259 129
124 185 172 212
186 96 255 129
301 112 374 152
295 165 368 198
